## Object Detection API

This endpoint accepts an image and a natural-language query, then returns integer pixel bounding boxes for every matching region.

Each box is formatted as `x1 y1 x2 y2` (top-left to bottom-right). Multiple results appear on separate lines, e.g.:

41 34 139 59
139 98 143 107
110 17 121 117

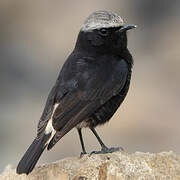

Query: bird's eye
99 28 109 36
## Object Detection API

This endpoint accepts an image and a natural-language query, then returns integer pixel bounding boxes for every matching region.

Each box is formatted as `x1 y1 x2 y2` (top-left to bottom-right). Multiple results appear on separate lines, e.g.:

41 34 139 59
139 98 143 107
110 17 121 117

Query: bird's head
75 11 136 55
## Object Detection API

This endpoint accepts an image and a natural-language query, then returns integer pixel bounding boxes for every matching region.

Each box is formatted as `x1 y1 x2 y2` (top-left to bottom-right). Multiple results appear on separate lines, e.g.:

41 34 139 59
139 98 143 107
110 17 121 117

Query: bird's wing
37 80 68 138
47 57 129 150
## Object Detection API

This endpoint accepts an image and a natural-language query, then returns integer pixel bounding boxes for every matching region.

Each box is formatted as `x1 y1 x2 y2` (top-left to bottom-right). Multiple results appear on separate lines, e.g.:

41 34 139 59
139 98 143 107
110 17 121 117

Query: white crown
81 11 124 31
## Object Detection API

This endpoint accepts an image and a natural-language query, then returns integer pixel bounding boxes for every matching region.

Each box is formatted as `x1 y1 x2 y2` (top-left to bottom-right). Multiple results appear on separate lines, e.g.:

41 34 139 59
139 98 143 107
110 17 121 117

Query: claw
89 151 99 156
80 151 87 158
90 146 124 156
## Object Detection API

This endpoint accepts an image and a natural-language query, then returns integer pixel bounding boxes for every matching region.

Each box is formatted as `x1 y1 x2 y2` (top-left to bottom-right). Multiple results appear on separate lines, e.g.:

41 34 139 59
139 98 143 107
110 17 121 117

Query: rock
1 151 180 180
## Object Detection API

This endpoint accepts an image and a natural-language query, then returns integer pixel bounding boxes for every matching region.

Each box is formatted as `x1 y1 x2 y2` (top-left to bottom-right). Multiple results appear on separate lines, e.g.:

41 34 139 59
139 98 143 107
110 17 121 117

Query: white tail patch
44 104 59 145
45 104 59 135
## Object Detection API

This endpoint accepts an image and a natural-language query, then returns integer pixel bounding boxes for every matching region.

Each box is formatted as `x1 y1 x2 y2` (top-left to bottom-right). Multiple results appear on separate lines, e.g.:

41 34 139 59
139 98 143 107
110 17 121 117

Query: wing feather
37 55 129 149
46 60 128 149
47 101 99 150
37 83 67 138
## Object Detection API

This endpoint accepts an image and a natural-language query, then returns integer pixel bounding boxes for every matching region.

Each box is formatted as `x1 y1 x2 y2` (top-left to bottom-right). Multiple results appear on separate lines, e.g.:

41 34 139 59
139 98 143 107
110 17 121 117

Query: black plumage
17 10 136 174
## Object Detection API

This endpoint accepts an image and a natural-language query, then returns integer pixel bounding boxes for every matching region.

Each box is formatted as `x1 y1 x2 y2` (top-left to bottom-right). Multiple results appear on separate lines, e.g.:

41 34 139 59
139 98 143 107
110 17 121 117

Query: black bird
17 10 136 175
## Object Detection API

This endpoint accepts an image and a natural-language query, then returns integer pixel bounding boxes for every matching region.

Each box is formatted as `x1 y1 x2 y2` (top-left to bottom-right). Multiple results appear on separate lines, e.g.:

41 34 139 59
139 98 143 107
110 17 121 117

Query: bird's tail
16 133 51 175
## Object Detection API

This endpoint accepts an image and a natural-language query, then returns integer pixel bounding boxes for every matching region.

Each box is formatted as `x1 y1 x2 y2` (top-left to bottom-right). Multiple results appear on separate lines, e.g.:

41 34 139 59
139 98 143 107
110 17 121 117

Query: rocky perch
1 151 180 180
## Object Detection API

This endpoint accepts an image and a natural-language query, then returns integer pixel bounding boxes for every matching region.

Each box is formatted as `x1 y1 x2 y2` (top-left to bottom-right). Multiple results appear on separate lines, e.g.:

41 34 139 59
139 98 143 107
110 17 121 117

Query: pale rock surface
1 151 180 180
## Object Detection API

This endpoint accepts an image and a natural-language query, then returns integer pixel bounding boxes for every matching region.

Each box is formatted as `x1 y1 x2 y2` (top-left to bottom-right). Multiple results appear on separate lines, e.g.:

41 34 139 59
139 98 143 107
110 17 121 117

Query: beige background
0 0 180 172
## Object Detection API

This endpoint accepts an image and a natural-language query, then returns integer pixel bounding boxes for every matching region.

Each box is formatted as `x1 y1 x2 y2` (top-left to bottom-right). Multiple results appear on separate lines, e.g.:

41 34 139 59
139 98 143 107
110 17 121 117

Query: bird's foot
80 151 88 158
90 146 124 156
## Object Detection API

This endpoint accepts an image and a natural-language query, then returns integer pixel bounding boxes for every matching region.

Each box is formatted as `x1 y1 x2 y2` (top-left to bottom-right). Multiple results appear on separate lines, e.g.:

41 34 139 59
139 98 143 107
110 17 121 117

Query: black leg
90 127 124 155
90 127 107 149
77 128 87 157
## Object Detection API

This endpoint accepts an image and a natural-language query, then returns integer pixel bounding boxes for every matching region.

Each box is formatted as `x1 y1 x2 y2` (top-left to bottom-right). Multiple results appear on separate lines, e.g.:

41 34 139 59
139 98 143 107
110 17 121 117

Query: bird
16 10 136 175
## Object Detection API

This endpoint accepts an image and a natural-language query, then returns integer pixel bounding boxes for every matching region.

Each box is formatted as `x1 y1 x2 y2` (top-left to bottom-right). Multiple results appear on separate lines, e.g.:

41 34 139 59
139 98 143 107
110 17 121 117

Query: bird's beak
118 24 137 33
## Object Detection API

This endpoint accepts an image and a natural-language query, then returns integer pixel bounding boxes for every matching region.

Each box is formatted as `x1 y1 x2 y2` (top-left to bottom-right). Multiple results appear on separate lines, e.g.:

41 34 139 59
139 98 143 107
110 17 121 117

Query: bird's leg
77 128 87 157
90 127 107 149
90 127 124 155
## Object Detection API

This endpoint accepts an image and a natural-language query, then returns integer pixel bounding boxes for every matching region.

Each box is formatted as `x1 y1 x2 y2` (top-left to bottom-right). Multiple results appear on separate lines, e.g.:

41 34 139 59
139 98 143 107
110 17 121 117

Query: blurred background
0 0 180 172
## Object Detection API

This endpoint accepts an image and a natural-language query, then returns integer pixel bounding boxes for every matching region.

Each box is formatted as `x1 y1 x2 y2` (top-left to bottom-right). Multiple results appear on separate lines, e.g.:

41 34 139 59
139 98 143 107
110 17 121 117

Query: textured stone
1 151 180 180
